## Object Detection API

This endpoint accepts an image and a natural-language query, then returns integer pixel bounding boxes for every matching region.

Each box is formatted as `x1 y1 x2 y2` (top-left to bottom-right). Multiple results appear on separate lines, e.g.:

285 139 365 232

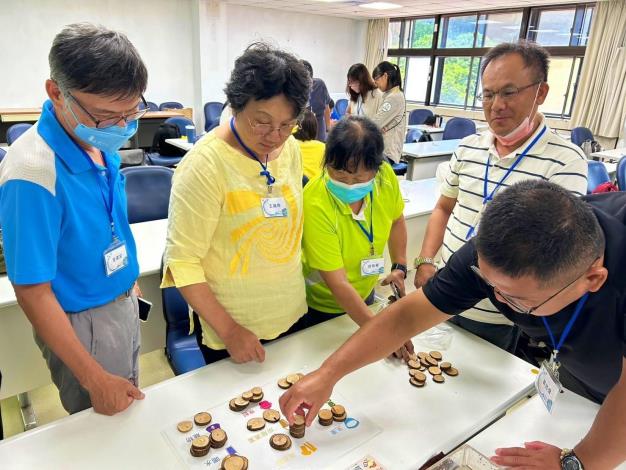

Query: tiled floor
1 349 174 439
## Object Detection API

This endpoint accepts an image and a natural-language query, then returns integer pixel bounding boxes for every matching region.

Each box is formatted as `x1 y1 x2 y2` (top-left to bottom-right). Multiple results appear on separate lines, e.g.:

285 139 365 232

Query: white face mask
491 85 541 146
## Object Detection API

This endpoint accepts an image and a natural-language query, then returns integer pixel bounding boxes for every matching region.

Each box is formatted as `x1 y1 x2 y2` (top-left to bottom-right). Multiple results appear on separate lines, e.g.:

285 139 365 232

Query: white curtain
571 0 626 145
364 19 389 72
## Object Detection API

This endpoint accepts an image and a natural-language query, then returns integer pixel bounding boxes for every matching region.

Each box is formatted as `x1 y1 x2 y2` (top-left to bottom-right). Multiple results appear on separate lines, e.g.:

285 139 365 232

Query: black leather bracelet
391 263 407 279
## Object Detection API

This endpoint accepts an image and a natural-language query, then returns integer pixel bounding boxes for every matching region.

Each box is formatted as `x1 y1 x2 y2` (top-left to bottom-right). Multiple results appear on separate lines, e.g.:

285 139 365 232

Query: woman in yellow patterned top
162 43 311 364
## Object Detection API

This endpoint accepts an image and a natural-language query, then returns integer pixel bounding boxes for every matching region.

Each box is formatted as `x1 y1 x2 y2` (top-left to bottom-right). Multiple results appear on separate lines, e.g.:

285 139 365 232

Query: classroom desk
407 124 444 141
165 137 194 152
0 219 168 400
0 315 536 469
591 147 626 163
403 139 461 181
468 391 626 470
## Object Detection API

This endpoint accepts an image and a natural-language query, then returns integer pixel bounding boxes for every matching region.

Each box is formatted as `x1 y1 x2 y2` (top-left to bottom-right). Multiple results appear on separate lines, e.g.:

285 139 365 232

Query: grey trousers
35 294 140 414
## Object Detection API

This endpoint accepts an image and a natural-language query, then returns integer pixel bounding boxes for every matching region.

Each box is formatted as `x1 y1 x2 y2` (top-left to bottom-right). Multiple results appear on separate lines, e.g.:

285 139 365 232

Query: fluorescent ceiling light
359 2 402 10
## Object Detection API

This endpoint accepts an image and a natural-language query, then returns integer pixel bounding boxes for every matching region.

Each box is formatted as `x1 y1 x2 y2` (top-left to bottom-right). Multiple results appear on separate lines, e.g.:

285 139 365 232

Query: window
388 3 594 118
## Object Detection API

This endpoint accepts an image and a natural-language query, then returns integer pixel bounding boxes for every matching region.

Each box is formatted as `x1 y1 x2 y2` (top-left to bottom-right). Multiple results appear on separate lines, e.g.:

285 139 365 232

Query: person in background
371 61 407 164
294 110 325 181
301 116 413 360
162 43 311 365
0 23 147 416
345 63 382 118
413 41 588 353
302 60 331 142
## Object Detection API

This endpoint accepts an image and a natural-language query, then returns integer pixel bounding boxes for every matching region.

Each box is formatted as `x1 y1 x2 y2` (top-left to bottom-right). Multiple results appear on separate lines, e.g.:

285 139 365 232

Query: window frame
387 2 594 118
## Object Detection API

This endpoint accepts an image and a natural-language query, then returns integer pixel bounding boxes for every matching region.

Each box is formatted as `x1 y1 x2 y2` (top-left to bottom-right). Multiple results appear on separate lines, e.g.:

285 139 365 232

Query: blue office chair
139 101 158 112
442 117 476 141
160 259 205 374
586 160 611 194
204 102 223 132
0 147 5 162
159 101 184 111
335 99 349 118
6 123 32 145
405 128 422 143
571 127 594 148
121 166 174 223
408 109 434 125
165 116 194 136
616 155 626 191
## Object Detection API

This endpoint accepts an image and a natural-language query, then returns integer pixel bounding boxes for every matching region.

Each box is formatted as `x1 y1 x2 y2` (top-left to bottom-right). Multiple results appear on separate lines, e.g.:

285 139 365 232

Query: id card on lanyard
355 192 384 277
82 153 129 277
466 126 547 240
535 292 589 413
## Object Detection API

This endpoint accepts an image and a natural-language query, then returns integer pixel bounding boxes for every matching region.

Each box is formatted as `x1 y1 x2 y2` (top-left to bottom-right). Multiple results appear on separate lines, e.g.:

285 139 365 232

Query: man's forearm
388 217 407 266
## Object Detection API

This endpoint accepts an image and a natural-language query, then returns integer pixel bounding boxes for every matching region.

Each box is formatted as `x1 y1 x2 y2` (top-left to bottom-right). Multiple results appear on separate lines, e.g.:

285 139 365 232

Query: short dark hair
372 61 403 91
346 63 376 102
476 180 605 286
49 23 148 100
481 41 550 82
324 116 384 173
302 60 313 77
294 110 317 141
225 43 311 118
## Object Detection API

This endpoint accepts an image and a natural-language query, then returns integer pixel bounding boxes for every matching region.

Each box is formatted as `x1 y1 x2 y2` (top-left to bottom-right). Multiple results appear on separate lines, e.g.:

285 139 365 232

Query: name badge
361 257 384 277
535 361 562 414
261 197 288 218
103 238 129 277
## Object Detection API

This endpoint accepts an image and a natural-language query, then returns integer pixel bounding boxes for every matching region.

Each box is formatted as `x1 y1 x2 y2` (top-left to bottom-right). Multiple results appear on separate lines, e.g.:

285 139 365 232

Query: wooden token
192 435 210 449
190 446 210 457
425 356 439 367
439 361 452 370
429 351 443 361
247 417 266 431
409 377 425 387
428 366 442 376
318 409 333 421
411 370 427 382
251 386 263 395
407 359 421 369
444 367 459 376
277 378 291 389
420 358 431 368
241 391 253 401
286 374 301 385
417 352 429 360
210 428 227 448
194 412 212 426
333 413 347 422
177 420 193 433
270 433 292 451
263 409 281 423
331 405 345 417
234 397 249 408
433 374 445 383
292 414 305 427
221 455 249 470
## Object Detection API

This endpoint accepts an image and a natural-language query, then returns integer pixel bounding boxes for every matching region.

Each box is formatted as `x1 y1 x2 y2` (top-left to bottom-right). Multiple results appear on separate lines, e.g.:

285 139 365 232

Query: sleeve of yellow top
302 197 344 272
161 153 222 288
439 150 461 199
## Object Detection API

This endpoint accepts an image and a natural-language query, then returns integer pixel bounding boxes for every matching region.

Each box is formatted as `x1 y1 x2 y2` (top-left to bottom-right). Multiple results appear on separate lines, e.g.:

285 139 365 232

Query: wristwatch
560 449 584 470
391 263 407 279
414 256 437 269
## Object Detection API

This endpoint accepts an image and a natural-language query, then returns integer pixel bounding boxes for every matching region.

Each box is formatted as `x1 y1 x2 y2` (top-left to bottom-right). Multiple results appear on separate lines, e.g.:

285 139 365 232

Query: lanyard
80 151 117 238
356 97 363 116
541 292 589 369
229 117 275 192
354 191 375 256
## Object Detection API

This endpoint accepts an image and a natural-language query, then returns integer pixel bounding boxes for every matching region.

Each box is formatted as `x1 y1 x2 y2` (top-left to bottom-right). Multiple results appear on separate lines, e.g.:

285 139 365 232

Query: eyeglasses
470 259 595 315
247 117 300 138
476 81 541 103
66 92 149 129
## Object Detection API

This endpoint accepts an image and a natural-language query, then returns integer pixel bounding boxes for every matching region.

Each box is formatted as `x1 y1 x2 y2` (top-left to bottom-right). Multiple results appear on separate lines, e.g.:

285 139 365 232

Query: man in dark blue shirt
302 61 331 142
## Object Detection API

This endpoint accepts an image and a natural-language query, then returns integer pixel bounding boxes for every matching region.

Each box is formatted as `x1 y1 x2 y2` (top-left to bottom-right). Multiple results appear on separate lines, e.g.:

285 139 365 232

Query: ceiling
223 0 595 19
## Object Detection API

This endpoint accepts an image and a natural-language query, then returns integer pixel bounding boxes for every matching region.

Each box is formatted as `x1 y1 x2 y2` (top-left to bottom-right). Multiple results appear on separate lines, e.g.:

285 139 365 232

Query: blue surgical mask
326 176 374 204
73 119 139 154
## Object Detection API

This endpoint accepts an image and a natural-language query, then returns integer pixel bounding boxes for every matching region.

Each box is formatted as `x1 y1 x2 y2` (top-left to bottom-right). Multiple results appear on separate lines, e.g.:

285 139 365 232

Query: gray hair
49 23 148 99
481 40 550 82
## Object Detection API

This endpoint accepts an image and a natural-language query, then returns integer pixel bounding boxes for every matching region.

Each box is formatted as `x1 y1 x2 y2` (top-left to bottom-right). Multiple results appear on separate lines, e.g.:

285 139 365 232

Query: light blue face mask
72 119 139 154
326 176 375 204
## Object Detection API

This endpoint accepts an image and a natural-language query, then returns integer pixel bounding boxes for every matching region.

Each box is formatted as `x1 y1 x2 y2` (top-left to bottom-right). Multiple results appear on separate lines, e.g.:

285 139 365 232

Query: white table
403 139 461 181
468 391 626 470
0 219 168 400
407 124 444 141
591 147 626 163
0 314 536 469
165 138 193 152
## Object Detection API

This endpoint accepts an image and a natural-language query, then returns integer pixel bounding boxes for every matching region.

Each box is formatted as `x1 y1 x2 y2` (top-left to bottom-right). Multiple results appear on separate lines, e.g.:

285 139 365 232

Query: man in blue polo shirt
0 23 148 415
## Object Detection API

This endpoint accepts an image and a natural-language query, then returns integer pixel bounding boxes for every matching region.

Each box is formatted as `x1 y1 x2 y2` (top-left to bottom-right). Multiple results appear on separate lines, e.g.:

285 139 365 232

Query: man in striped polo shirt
413 41 588 352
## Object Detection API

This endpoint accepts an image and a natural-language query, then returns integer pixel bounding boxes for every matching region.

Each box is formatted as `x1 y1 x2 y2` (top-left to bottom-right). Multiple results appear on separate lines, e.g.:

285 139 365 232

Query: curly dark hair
225 43 311 118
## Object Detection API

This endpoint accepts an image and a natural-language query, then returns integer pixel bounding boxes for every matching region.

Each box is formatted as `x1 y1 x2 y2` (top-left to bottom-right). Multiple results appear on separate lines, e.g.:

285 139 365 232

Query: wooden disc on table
292 415 305 427
194 412 212 426
190 445 210 457
270 433 292 451
410 370 427 382
221 454 249 470
417 352 429 360
331 405 345 418
241 391 253 401
425 356 439 367
251 386 263 395
318 409 333 425
409 377 426 388
234 397 249 408
277 378 291 389
247 417 266 432
429 351 443 361
286 374 301 385
191 435 211 450
407 359 421 370
420 358 431 368
428 366 442 376
177 420 193 433
263 409 281 423
210 428 227 448
444 367 459 376
433 374 445 383
439 361 452 370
